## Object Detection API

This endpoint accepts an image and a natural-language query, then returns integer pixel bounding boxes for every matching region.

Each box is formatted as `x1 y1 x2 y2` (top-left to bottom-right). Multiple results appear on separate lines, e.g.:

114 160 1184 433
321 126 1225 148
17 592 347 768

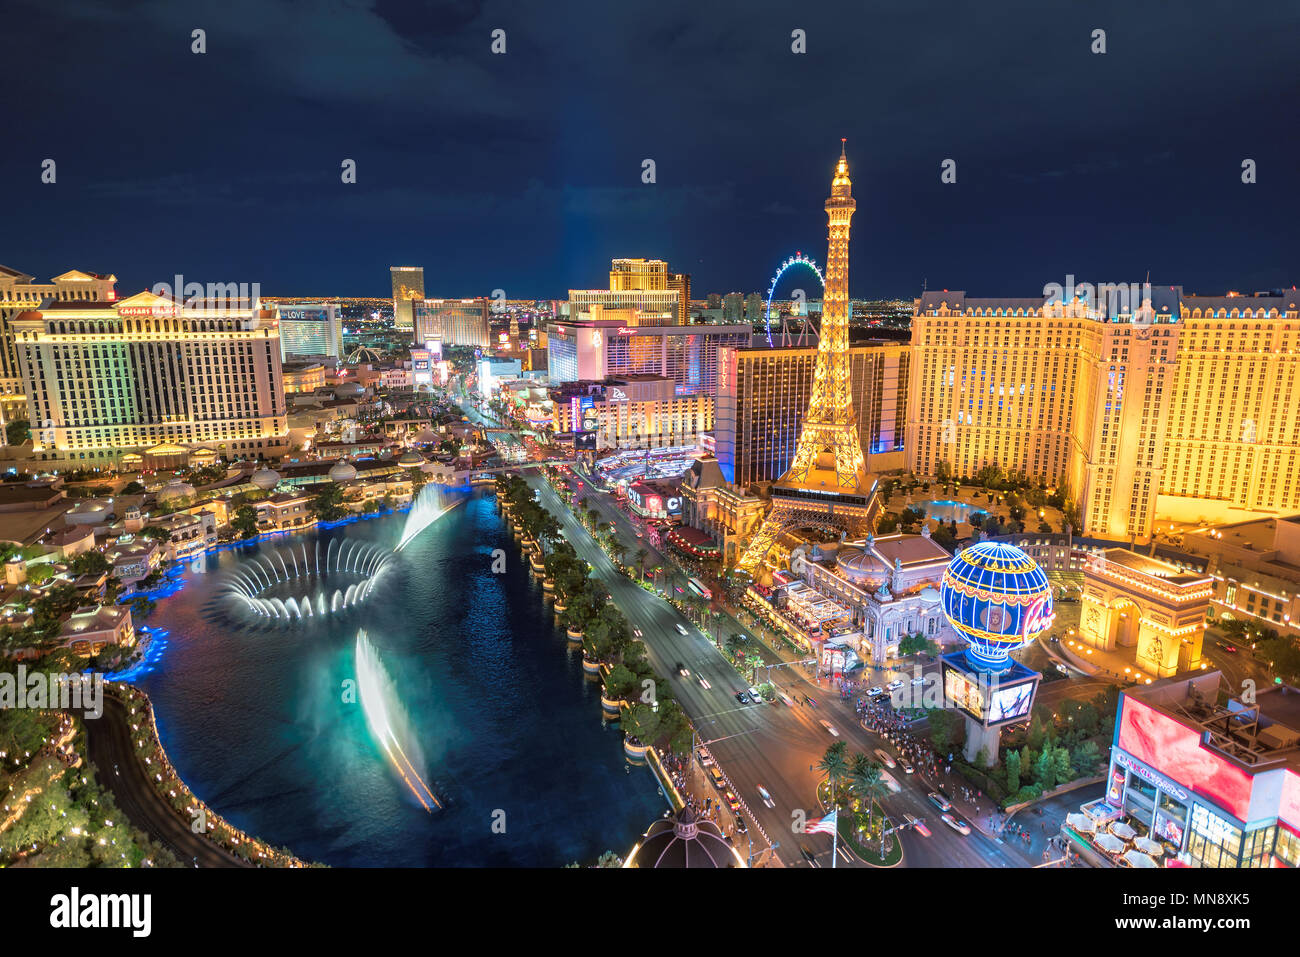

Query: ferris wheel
764 252 826 347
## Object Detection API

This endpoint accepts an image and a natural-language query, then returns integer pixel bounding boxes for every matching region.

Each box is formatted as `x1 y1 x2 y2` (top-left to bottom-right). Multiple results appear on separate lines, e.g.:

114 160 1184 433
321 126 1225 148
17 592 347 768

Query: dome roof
918 585 942 604
412 428 437 444
333 382 364 399
940 542 1054 672
398 450 423 467
156 479 195 503
250 468 281 491
835 546 889 585
625 807 742 868
65 500 111 525
328 461 358 483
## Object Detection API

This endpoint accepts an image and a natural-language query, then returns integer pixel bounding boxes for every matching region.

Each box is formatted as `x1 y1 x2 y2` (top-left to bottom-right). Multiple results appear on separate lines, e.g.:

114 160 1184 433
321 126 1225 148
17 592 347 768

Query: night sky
5 0 1298 300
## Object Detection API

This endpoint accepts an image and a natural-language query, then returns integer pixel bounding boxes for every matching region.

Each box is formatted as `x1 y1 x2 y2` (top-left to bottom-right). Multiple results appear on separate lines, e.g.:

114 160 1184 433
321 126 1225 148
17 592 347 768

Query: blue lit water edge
133 493 668 867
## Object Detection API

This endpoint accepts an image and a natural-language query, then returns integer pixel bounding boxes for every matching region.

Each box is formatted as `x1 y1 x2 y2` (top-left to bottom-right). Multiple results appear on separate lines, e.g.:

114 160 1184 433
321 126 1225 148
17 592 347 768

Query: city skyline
4 1 1298 299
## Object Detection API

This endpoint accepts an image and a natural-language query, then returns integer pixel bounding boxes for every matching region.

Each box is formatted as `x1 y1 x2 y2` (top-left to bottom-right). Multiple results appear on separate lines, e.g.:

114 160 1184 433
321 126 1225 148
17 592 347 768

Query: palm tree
849 753 888 831
816 741 850 810
634 548 649 579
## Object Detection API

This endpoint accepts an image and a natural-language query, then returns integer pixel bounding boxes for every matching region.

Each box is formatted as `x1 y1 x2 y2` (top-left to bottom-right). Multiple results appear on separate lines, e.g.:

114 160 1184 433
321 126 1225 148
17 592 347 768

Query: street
529 474 1034 867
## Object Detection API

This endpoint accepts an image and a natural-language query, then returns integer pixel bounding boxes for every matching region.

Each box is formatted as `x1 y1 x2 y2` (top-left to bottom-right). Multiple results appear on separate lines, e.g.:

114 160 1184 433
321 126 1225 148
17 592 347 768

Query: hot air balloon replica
939 542 1054 764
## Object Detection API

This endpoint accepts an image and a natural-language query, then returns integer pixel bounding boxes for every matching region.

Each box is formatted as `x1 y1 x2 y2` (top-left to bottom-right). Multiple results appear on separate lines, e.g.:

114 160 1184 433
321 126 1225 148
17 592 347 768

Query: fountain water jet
396 484 467 552
355 629 440 811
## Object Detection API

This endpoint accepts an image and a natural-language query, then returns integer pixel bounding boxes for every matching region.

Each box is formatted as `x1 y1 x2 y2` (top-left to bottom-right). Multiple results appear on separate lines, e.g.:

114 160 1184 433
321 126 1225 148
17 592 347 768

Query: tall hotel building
666 271 692 325
907 286 1300 541
0 267 118 410
390 266 424 331
12 291 289 466
413 298 490 348
714 342 908 487
270 301 343 360
545 319 751 395
566 258 683 327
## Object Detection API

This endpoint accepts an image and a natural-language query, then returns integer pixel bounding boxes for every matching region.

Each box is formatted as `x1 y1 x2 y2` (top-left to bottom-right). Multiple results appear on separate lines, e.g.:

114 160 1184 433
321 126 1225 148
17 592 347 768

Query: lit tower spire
739 143 877 576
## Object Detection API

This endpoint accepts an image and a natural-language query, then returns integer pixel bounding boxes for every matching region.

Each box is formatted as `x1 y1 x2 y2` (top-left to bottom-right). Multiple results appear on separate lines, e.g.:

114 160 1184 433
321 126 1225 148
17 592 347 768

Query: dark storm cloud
2 0 1297 297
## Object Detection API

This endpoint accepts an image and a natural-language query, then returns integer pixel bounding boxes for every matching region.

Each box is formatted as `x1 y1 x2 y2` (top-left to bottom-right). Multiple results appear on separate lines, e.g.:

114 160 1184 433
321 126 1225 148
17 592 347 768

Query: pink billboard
1117 697 1253 821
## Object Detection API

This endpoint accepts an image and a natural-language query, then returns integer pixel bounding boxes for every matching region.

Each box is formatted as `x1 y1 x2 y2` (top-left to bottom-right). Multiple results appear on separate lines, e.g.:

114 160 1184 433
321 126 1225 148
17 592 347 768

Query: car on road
819 720 840 736
724 789 741 812
709 766 726 788
867 686 885 698
927 791 953 812
734 814 748 835
799 844 820 868
675 623 689 636
1049 635 1060 643
696 746 714 767
874 748 896 769
911 674 927 685
905 814 930 837
941 813 971 836
1055 663 1070 676
1219 642 1238 653
633 628 643 638
677 662 690 677
735 691 750 704
635 530 643 538
805 696 818 709
747 686 762 701
885 678 904 692
879 771 902 793
698 676 712 690
898 756 914 774
778 691 796 707
757 785 775 809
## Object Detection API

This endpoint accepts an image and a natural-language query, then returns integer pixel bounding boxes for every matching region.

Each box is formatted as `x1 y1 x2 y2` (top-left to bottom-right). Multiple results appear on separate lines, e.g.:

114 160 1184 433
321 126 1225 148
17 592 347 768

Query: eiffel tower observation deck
739 143 879 579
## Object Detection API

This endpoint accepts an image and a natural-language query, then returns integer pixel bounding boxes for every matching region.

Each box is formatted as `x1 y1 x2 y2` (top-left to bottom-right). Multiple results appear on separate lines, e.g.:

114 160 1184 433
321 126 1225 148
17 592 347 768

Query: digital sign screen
987 681 1035 724
1117 696 1253 821
279 307 328 322
944 668 984 722
574 431 597 451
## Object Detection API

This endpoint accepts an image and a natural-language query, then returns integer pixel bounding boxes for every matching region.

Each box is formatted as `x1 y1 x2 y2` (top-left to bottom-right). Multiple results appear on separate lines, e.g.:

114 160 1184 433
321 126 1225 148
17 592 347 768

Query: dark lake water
134 493 667 866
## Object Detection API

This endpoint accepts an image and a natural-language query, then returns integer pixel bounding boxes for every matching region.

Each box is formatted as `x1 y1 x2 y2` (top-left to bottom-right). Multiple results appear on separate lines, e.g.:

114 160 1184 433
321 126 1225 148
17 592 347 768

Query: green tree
309 483 347 522
897 633 928 656
1052 746 1073 785
1034 744 1057 790
603 664 637 700
231 504 259 539
1006 748 1022 794
69 550 110 576
623 702 660 745
817 741 850 808
849 753 888 829
5 419 30 446
927 707 962 754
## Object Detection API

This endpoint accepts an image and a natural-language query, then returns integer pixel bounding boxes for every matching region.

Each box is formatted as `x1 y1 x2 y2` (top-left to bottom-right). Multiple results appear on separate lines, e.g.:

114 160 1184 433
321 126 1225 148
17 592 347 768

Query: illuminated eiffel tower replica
739 142 879 579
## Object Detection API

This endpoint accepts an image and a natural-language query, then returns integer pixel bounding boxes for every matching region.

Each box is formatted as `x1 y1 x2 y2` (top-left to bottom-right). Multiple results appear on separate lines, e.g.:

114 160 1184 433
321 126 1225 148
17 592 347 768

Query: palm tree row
817 742 890 832
495 473 692 756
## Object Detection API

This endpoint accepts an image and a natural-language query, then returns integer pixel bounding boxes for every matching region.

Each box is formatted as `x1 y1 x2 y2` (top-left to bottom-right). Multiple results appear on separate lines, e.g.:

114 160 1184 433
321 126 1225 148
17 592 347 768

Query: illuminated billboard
1116 696 1253 821
944 667 984 722
942 655 1039 728
987 682 1035 724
